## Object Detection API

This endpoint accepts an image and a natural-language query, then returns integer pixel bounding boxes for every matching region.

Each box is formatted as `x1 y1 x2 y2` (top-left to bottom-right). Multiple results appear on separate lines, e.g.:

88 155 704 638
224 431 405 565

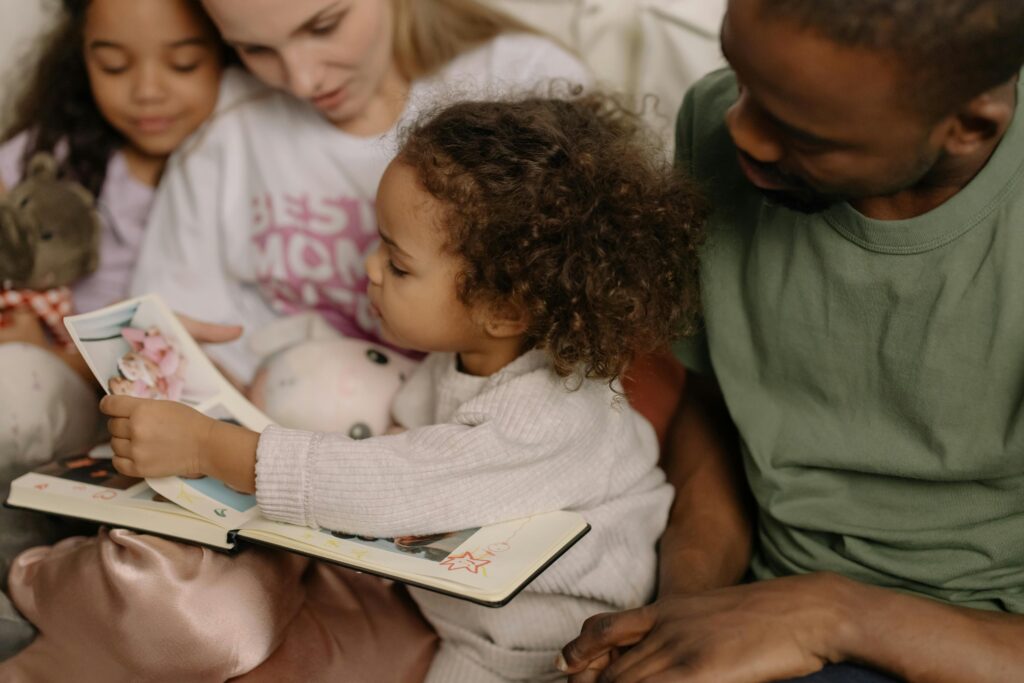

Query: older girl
0 0 225 658
0 0 225 474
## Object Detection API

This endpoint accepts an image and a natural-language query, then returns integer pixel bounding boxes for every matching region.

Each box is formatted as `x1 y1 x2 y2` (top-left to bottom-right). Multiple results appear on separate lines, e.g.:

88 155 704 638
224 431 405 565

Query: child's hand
101 395 215 479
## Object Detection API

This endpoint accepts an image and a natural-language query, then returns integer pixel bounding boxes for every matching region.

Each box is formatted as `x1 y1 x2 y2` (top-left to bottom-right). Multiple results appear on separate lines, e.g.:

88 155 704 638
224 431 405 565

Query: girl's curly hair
398 93 706 381
1 0 230 197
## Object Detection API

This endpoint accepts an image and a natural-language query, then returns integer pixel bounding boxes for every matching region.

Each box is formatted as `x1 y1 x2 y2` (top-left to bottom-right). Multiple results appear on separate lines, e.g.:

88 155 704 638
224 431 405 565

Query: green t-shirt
676 69 1024 613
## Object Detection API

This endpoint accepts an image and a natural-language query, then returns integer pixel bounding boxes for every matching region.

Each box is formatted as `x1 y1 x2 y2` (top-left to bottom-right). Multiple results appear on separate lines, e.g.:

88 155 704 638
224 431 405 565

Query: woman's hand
177 313 242 345
0 308 98 385
0 307 49 347
176 313 247 391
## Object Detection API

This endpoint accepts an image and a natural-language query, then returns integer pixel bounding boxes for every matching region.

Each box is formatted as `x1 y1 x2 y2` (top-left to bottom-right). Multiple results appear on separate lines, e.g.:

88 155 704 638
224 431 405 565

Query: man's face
722 0 950 212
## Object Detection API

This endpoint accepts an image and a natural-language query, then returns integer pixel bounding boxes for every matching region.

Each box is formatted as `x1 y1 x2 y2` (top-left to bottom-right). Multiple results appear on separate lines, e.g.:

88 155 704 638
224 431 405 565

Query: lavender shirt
0 132 154 313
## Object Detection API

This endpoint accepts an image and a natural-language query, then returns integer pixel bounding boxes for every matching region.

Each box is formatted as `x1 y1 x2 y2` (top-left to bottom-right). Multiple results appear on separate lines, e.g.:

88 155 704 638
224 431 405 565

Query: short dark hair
765 0 1024 117
398 94 706 382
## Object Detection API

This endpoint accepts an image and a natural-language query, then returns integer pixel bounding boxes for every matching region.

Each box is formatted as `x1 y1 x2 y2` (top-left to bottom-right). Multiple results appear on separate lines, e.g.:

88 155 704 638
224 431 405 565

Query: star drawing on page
440 551 491 573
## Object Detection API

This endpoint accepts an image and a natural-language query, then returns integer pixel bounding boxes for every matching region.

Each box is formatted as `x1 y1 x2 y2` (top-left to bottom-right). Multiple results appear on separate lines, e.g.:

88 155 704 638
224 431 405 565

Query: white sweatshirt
256 351 674 682
130 35 591 383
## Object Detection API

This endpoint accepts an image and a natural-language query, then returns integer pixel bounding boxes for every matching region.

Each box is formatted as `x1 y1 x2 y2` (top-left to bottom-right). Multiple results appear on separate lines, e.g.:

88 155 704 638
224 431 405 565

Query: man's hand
101 395 216 478
560 573 854 683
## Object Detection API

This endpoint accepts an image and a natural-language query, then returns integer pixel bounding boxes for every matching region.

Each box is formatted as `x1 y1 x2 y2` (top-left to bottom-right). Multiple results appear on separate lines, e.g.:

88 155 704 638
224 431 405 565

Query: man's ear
479 301 529 340
942 80 1016 157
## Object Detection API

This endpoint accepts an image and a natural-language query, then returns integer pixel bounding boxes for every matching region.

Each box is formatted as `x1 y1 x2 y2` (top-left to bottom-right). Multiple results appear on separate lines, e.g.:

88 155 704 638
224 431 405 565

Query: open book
5 295 590 607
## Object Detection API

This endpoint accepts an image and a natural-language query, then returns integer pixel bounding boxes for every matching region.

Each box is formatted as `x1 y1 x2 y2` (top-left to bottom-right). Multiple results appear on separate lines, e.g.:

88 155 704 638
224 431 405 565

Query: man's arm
564 567 1024 682
841 576 1024 682
558 370 753 679
657 371 752 595
561 372 1024 682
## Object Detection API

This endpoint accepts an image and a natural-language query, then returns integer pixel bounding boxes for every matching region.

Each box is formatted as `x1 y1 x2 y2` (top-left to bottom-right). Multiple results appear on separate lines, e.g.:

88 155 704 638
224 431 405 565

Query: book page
64 294 270 527
22 455 197 520
238 511 589 604
8 444 235 549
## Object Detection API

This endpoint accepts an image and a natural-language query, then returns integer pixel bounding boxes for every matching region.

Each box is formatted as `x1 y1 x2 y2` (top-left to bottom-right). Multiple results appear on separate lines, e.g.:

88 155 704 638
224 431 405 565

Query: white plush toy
248 312 418 438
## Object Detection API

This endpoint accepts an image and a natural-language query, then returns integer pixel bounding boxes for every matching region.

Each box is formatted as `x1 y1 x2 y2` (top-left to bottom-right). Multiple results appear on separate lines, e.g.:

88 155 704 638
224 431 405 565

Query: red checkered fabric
0 287 75 349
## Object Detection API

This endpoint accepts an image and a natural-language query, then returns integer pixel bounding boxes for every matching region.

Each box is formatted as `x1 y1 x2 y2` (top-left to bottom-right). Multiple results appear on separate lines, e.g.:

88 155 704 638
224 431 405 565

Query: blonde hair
391 0 544 80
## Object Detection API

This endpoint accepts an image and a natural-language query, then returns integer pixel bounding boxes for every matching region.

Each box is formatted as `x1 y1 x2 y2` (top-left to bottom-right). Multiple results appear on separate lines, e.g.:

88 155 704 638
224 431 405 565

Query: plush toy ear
26 152 58 182
0 203 35 286
248 311 341 360
68 182 96 208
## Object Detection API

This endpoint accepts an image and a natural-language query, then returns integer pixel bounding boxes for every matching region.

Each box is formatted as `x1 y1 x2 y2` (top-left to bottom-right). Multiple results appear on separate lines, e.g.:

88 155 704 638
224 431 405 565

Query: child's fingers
100 394 143 417
107 417 132 440
111 454 139 478
110 436 132 461
110 436 141 477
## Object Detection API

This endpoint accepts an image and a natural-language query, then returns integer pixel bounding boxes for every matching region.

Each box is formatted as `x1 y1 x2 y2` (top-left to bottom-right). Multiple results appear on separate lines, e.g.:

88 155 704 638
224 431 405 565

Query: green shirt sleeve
672 334 711 374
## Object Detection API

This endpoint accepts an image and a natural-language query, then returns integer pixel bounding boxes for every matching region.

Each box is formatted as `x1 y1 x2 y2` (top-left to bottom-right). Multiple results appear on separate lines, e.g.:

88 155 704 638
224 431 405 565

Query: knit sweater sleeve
254 370 618 537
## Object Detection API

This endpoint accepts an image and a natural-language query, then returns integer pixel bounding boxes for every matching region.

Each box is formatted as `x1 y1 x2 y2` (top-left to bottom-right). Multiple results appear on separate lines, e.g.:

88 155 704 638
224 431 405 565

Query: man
559 0 1024 681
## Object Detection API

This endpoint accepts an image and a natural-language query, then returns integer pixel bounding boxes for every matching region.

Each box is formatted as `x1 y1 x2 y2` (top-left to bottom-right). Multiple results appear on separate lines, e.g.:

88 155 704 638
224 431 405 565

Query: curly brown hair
398 94 706 381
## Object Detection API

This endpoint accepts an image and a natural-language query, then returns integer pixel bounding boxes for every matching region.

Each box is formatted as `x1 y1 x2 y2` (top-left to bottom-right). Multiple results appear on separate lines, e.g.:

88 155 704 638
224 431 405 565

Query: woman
132 0 592 384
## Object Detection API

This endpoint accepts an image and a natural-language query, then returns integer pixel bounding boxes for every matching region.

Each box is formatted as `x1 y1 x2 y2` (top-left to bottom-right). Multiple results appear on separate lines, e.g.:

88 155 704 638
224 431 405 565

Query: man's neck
852 81 1018 221
850 183 978 222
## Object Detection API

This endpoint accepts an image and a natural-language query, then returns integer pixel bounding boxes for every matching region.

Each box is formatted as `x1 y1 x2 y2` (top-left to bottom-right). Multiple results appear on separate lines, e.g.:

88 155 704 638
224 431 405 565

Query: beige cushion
635 0 727 151
0 1 56 130
486 0 725 147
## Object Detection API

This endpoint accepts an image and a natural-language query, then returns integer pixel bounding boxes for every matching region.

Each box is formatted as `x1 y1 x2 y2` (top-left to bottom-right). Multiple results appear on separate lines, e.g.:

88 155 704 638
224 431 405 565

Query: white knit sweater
255 350 673 682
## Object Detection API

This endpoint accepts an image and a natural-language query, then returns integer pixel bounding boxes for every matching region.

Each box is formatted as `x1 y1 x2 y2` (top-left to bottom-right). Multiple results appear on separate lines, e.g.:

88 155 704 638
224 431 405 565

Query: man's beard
736 151 841 214
757 186 840 214
746 146 942 216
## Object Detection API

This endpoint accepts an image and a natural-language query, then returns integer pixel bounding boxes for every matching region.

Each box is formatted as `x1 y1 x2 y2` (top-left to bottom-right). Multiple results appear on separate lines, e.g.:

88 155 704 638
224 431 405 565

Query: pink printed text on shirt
250 191 381 343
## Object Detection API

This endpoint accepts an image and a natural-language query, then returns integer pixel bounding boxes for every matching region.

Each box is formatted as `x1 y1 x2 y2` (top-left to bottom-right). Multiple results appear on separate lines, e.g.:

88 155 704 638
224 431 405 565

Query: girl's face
201 0 397 127
365 160 487 357
83 0 223 161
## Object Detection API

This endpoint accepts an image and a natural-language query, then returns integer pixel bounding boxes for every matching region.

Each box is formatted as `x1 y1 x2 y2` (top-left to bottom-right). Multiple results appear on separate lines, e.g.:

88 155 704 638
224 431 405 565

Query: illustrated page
65 294 271 528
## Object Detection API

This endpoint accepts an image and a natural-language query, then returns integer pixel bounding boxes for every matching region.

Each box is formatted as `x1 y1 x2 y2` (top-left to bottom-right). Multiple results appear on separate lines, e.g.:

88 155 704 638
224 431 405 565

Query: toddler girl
101 93 706 682
0 0 225 656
